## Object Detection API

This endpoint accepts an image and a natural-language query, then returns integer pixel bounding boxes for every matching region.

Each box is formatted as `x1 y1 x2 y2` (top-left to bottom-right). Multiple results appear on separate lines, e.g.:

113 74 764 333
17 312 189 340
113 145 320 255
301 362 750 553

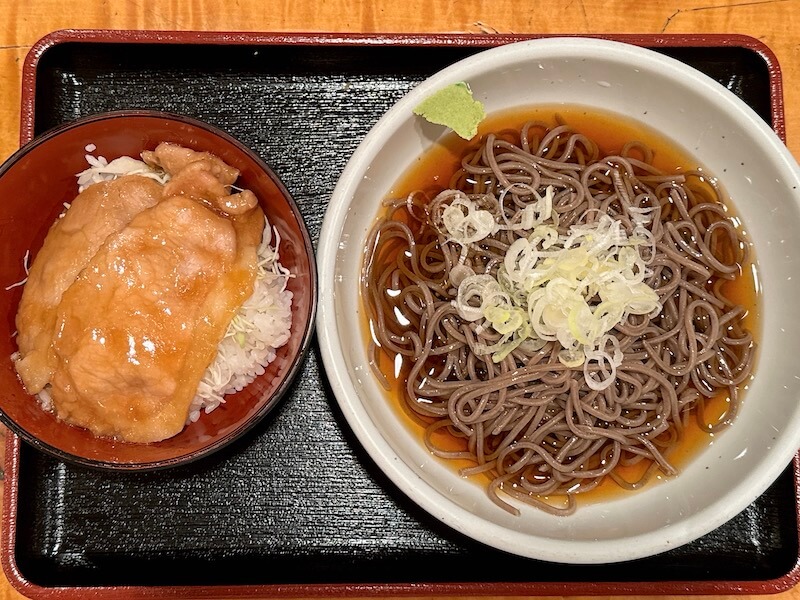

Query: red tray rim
3 28 798 599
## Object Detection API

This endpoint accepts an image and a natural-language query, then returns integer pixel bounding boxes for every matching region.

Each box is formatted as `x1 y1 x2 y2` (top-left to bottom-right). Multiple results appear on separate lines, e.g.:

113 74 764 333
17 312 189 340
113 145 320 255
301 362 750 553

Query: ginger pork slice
142 142 239 186
14 176 165 394
47 195 262 443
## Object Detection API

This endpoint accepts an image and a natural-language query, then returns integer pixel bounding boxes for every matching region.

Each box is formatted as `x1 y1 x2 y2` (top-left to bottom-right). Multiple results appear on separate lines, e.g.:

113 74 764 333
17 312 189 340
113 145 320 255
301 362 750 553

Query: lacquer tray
2 30 798 599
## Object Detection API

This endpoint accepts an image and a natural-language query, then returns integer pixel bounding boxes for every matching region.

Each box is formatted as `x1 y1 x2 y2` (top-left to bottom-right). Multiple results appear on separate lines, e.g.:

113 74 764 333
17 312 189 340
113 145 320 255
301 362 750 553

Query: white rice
20 152 294 425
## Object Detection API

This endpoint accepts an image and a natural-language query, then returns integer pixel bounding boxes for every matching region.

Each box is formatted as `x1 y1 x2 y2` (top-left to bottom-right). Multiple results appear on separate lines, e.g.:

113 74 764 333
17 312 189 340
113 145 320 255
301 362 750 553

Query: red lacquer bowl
0 111 316 470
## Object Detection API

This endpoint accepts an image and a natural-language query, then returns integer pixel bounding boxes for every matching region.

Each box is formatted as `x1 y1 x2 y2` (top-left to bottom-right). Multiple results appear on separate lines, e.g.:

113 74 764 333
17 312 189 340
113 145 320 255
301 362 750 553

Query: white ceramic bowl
316 37 800 563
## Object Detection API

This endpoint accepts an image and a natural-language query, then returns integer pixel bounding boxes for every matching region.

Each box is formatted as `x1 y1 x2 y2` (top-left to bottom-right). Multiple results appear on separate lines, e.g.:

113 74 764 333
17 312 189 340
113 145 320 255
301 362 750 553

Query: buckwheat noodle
362 120 755 516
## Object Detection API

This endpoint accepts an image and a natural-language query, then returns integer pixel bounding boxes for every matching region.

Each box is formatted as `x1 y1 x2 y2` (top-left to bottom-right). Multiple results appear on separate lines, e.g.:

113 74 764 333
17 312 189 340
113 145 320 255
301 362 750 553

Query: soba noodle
362 117 756 516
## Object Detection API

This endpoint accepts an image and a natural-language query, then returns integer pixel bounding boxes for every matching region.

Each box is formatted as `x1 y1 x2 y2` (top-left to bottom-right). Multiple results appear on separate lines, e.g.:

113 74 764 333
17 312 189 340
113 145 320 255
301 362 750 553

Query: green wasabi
413 82 485 140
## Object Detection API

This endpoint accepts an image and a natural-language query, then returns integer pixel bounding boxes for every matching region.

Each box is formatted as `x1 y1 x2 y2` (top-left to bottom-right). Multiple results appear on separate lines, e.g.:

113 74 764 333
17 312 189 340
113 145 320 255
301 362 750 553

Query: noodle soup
361 105 759 515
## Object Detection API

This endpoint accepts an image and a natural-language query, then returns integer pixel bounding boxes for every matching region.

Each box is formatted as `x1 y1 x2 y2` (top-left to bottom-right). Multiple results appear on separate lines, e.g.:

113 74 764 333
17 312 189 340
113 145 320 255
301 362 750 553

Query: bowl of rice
0 110 316 470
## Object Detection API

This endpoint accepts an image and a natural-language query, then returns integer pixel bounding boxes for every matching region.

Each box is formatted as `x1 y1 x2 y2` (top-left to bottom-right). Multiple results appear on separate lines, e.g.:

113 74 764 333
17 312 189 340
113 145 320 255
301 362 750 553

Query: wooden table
1 1 799 599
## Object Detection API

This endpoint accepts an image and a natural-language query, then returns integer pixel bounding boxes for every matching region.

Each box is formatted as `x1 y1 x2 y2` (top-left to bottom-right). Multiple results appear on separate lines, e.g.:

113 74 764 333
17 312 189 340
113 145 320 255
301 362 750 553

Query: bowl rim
316 36 800 563
0 109 318 471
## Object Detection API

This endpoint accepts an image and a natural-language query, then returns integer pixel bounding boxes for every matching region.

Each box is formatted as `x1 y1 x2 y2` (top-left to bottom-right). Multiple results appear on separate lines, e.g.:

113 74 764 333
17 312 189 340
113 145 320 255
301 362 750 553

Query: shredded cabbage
445 186 662 390
76 155 170 193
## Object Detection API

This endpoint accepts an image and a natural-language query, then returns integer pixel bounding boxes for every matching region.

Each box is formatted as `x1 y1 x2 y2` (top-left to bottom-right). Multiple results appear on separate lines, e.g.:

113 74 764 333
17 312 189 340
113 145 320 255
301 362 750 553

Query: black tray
4 31 799 598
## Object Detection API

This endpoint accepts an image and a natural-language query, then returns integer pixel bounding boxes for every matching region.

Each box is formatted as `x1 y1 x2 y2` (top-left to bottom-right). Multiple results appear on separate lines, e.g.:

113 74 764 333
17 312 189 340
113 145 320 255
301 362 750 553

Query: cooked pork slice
163 160 231 203
14 176 164 393
14 143 267 443
142 142 239 185
48 195 260 443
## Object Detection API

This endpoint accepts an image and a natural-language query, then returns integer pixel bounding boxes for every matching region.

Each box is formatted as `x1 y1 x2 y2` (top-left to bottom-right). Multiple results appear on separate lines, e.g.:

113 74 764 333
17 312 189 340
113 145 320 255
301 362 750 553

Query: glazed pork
14 143 265 442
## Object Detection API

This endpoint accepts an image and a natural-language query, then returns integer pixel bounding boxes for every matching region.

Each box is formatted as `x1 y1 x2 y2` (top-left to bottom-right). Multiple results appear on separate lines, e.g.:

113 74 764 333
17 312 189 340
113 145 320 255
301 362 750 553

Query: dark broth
365 104 760 508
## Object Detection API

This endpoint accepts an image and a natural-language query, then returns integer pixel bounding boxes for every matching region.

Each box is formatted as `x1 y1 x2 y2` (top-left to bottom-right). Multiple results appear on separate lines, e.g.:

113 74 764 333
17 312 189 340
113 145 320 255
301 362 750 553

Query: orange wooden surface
1 0 799 599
